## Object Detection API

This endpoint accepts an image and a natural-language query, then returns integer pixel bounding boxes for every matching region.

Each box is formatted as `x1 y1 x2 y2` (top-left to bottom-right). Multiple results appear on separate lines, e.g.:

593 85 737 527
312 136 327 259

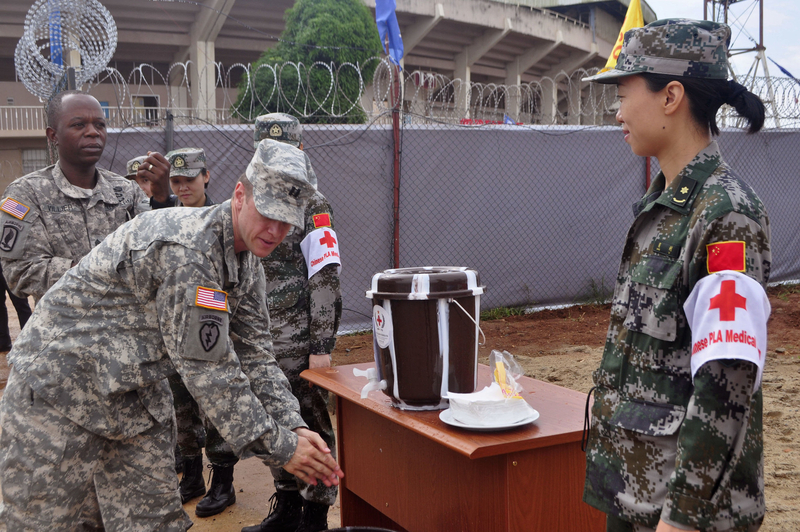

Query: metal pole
391 65 402 269
165 111 174 153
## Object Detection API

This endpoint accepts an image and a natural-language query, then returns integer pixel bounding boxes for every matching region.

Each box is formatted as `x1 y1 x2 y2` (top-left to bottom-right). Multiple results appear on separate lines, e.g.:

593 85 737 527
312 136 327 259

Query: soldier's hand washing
284 427 344 487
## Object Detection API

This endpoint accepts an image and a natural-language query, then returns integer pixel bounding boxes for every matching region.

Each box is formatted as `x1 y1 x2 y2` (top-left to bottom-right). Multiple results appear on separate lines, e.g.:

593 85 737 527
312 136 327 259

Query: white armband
300 227 342 279
683 271 770 391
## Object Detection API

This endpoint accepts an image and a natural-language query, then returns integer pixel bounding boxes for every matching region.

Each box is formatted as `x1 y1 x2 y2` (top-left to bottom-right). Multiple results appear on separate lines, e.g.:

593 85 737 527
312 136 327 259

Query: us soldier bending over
0 140 343 531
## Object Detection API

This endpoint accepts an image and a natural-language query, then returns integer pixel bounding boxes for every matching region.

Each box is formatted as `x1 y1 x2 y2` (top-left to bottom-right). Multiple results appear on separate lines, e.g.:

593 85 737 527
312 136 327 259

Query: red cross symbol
708 279 747 321
319 230 337 248
376 313 383 327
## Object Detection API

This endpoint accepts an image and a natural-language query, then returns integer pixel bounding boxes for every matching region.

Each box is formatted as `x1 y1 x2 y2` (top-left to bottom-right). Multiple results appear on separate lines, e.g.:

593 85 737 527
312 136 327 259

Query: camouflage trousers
270 354 337 506
606 514 763 532
168 373 238 466
0 369 193 532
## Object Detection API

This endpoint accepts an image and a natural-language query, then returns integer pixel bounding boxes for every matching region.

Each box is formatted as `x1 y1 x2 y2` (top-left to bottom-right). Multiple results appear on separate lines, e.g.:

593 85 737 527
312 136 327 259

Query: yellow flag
600 0 644 73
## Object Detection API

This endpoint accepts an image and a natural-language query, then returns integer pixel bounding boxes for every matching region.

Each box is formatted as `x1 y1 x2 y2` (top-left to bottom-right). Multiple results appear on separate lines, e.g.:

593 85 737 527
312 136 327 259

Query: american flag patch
196 286 228 311
1 198 30 220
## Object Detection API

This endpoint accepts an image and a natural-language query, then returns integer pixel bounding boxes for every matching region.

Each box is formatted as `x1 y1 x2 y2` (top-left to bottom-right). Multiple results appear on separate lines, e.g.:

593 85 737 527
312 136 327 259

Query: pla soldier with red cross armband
582 19 770 532
0 139 343 531
243 113 342 532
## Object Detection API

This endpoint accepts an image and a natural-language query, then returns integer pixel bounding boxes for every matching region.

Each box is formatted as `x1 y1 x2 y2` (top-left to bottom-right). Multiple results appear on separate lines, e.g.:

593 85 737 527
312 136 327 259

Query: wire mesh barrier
98 114 800 334
20 60 800 331
57 60 800 127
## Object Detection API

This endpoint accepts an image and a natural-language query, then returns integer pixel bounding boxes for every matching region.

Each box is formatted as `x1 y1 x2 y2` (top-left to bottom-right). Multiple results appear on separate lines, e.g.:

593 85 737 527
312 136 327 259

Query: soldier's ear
663 81 685 116
232 182 246 211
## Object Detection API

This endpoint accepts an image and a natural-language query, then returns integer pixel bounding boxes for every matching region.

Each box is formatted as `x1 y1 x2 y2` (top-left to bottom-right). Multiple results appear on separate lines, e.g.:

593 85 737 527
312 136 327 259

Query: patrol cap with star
246 139 314 230
254 113 302 149
583 19 731 84
125 155 147 178
165 147 207 177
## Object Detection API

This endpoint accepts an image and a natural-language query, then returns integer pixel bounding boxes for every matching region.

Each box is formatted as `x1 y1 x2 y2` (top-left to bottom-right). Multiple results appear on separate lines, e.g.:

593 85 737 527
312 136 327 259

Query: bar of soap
447 383 533 426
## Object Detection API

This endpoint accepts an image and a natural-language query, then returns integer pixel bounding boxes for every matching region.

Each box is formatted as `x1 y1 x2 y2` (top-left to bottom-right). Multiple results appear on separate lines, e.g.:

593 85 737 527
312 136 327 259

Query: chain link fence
39 61 800 331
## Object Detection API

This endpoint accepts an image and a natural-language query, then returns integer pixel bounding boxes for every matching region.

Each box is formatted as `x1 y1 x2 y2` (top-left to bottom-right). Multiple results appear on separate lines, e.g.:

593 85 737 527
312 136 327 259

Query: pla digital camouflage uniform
0 163 150 301
583 20 770 532
0 143 316 531
256 114 342 508
261 192 342 506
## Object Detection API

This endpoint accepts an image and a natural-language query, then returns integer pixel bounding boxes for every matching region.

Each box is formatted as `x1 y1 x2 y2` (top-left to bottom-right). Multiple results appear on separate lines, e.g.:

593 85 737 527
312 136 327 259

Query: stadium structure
0 0 657 189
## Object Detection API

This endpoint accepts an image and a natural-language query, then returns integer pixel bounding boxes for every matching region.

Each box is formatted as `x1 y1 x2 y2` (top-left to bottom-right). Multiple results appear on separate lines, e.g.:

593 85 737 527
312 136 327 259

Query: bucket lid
365 266 484 300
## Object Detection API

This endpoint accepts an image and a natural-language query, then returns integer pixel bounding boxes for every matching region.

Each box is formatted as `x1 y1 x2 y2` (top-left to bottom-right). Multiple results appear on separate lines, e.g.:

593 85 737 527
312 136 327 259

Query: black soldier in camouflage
0 91 174 302
242 113 342 532
0 140 343 531
583 19 770 532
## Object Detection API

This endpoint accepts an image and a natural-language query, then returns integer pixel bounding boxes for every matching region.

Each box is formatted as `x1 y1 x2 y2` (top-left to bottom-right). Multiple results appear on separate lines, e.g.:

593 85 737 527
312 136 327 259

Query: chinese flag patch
313 213 331 228
707 241 746 273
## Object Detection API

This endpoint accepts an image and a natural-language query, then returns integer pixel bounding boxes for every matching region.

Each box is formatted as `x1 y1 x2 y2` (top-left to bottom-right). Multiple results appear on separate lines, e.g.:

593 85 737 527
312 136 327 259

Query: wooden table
302 362 605 532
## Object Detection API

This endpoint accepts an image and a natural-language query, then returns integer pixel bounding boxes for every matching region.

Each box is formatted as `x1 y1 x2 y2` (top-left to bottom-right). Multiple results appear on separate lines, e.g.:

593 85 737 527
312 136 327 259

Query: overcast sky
643 0 800 80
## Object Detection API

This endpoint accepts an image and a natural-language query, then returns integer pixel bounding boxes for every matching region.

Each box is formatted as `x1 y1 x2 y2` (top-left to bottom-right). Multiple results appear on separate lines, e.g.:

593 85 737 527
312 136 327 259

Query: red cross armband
683 271 770 391
300 227 342 279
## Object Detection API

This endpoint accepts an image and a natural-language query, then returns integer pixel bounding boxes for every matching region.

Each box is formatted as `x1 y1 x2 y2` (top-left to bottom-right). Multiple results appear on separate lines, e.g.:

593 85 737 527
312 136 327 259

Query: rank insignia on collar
671 177 697 206
0 197 30 220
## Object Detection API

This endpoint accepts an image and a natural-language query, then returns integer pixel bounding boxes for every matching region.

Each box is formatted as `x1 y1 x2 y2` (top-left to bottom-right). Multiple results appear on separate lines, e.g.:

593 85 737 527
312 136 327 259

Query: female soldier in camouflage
582 19 770 532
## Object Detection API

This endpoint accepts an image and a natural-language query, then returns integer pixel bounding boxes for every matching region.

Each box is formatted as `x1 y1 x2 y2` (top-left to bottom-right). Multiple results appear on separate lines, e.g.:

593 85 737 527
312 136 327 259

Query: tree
234 0 382 124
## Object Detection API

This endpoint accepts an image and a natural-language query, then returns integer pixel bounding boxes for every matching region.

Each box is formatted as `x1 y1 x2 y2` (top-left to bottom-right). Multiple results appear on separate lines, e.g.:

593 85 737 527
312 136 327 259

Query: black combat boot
295 501 329 532
195 464 236 517
179 455 206 503
241 490 302 532
174 446 184 474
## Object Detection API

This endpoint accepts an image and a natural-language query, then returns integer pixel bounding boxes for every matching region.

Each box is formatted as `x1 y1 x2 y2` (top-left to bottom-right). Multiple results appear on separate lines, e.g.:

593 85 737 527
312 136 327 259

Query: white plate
439 408 540 432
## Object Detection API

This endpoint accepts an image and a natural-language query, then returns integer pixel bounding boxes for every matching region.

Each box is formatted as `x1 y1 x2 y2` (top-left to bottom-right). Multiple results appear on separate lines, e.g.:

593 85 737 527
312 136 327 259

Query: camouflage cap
583 19 731 84
246 139 314 229
165 147 206 177
254 113 302 148
125 155 147 178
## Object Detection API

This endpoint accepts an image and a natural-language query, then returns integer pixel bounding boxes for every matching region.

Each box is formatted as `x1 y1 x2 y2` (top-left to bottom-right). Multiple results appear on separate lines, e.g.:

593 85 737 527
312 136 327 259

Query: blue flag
503 114 516 125
769 57 800 87
376 0 404 68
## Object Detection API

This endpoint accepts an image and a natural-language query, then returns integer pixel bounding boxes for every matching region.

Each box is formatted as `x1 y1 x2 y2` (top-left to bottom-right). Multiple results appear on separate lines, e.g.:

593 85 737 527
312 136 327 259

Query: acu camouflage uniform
0 164 150 301
0 202 308 531
583 141 770 531
261 191 342 505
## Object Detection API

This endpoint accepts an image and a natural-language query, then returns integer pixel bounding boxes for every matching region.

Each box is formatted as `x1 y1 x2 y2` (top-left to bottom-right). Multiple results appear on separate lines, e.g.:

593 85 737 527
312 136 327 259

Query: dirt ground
1 285 799 531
